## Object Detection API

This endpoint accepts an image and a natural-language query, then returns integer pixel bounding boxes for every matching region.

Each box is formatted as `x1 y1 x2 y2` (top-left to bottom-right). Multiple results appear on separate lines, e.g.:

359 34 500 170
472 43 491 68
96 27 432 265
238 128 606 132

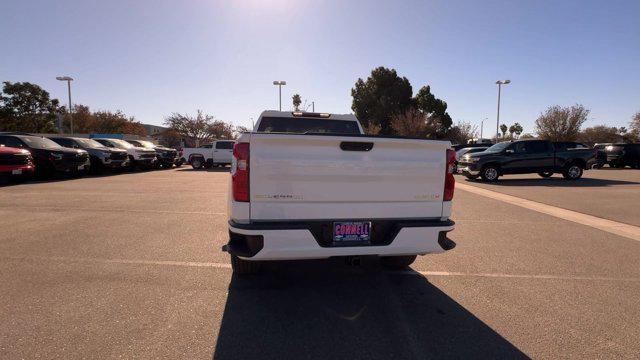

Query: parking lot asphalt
1 167 639 359
456 168 640 227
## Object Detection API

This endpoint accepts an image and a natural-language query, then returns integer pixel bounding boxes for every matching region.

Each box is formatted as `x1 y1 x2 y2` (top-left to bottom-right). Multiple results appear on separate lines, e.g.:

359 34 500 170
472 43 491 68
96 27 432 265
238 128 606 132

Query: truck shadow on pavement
176 167 230 173
213 260 528 360
463 177 639 188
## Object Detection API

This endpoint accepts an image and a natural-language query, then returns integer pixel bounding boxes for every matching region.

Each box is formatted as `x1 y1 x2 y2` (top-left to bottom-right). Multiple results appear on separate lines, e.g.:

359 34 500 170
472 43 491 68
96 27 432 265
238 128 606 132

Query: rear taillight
232 143 250 202
444 149 456 201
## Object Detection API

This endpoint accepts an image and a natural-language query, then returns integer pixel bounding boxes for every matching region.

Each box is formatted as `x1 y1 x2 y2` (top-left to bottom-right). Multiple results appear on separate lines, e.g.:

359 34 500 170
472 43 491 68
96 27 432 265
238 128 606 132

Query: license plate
78 165 85 170
333 221 371 245
12 169 22 175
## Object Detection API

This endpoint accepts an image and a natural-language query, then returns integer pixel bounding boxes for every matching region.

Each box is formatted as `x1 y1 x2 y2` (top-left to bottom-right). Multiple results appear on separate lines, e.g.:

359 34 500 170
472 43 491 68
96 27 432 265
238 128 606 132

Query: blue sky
1 0 638 135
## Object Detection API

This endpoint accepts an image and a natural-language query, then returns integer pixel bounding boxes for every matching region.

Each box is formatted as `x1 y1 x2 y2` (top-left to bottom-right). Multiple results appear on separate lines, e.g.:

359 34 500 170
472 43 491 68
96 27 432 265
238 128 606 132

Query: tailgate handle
340 142 374 152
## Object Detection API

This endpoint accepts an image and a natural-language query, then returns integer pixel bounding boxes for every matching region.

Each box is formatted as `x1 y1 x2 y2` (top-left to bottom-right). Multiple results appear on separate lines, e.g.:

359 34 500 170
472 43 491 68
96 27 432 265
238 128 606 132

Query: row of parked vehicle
592 143 640 169
0 132 182 182
453 140 639 182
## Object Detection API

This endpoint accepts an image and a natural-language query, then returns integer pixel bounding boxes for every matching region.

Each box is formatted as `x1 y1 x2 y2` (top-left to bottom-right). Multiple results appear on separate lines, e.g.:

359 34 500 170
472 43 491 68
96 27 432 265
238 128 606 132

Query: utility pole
56 76 74 134
312 101 315 112
272 81 286 111
495 80 511 141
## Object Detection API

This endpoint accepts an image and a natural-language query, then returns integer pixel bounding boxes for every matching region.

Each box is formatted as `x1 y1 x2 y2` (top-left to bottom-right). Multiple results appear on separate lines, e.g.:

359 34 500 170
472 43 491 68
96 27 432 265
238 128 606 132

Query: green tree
0 81 60 132
209 120 235 140
164 110 236 146
509 122 523 139
535 104 589 141
351 67 413 135
500 124 508 138
413 85 452 134
578 125 623 144
164 110 217 147
446 121 478 145
390 107 439 138
60 104 95 133
630 111 640 141
520 133 535 139
292 94 302 111
93 110 146 136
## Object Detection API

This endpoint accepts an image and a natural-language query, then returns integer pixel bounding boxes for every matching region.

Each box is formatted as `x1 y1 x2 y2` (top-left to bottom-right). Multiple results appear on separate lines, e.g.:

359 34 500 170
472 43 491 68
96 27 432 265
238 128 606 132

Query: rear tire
538 171 553 178
230 254 261 275
380 255 417 269
190 157 204 170
562 164 583 180
480 165 499 182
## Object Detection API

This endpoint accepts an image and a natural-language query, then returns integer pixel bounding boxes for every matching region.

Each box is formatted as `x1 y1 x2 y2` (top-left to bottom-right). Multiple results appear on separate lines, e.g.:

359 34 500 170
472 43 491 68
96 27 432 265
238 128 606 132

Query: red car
0 146 35 180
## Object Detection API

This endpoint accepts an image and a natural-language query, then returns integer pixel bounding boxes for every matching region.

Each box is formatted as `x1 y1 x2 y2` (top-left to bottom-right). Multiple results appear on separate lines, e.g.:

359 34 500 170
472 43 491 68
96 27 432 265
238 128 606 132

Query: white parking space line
456 182 640 242
6 255 232 269
0 206 226 216
5 256 640 282
409 270 640 282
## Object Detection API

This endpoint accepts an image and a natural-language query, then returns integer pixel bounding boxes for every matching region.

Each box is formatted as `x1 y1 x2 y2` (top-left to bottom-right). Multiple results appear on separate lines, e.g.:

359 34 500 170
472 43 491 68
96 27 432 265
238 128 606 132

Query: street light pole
481 117 486 139
56 76 74 134
312 101 315 112
495 80 510 141
272 81 286 111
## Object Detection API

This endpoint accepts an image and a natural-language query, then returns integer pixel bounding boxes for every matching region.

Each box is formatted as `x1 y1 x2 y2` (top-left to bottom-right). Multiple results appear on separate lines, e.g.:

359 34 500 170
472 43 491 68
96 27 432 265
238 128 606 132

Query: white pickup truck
224 110 456 274
181 140 235 169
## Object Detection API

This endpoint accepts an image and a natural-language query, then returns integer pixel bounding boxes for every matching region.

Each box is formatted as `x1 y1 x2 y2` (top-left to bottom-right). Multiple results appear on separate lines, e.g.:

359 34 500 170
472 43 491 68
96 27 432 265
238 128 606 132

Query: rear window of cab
257 117 360 135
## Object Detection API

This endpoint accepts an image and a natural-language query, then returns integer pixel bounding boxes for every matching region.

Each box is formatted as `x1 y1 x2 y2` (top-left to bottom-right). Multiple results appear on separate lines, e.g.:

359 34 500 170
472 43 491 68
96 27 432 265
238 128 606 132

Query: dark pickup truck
457 140 596 181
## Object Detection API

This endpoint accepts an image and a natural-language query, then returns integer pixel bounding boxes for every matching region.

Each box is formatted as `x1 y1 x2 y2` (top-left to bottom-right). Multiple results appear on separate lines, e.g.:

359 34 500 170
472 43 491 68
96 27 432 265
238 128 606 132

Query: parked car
223 111 456 274
0 145 35 181
126 140 178 169
593 143 612 168
93 138 157 169
182 140 235 169
457 139 596 181
467 138 493 145
604 143 640 169
177 144 210 166
49 136 129 172
0 133 90 177
453 146 489 173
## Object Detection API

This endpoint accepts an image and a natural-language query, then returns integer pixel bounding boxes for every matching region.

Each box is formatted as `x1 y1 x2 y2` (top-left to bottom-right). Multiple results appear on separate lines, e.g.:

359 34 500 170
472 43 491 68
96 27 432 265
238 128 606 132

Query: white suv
93 138 157 168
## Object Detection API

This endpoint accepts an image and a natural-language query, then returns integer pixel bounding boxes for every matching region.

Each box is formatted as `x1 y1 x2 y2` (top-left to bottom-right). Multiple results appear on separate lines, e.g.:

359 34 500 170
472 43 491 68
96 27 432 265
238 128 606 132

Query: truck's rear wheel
562 164 583 180
380 255 417 269
230 254 261 275
190 157 204 169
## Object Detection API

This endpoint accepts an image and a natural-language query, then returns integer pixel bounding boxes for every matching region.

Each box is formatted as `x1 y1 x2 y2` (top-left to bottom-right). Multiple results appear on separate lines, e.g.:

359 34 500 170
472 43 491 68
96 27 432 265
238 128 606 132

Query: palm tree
292 94 302 111
500 123 508 138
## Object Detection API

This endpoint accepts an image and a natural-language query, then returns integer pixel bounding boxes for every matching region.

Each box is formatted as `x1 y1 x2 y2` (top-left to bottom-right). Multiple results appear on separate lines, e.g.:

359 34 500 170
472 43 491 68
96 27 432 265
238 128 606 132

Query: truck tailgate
249 134 449 221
